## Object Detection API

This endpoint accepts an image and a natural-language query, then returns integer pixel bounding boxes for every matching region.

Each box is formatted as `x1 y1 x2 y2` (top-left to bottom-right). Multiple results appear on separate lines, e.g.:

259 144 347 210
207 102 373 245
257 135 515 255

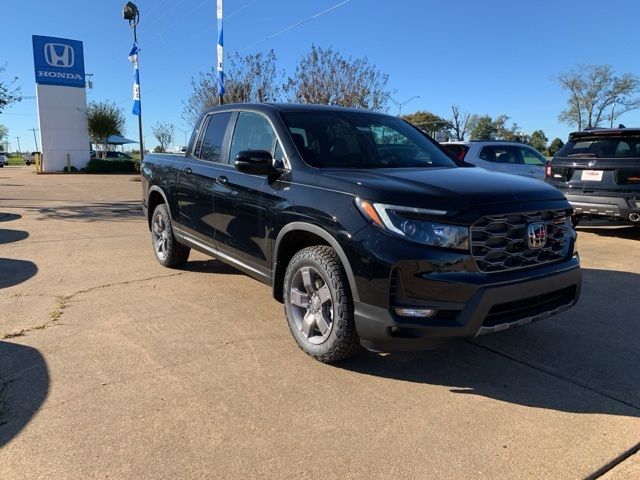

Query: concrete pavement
1 166 639 479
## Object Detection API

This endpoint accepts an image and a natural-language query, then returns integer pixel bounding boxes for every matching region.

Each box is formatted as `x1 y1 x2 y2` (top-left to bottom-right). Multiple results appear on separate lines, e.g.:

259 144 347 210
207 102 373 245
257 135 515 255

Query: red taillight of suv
545 160 552 179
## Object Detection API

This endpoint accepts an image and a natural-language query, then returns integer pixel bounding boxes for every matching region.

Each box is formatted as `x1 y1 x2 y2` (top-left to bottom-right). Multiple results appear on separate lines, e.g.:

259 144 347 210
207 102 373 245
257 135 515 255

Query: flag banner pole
217 0 224 105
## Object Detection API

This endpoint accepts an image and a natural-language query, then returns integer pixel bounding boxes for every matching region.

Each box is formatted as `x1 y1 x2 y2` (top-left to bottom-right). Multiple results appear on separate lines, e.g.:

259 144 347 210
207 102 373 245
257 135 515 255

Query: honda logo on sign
527 222 547 249
44 43 74 68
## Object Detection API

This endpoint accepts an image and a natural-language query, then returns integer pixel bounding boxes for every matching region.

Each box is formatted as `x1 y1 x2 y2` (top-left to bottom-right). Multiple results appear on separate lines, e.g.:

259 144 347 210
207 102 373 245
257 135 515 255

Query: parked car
142 103 581 363
23 152 39 166
441 141 547 180
0 152 7 167
100 151 133 160
546 127 640 225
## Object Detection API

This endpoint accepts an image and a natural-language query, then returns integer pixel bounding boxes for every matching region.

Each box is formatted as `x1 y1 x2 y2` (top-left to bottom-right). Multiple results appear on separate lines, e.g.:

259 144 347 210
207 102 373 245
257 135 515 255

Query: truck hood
320 167 565 212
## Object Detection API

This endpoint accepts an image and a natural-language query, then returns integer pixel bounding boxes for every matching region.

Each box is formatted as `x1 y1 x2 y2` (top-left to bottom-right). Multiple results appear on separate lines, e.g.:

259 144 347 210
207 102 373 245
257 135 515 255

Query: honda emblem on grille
527 222 547 249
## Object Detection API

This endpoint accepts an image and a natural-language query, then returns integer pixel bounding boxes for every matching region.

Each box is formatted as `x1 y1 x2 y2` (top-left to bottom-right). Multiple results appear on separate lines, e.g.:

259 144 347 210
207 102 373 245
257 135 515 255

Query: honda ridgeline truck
141 103 581 362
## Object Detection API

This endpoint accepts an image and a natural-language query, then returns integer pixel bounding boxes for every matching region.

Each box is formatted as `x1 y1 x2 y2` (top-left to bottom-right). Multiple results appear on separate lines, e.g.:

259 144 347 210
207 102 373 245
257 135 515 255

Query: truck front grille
470 210 572 273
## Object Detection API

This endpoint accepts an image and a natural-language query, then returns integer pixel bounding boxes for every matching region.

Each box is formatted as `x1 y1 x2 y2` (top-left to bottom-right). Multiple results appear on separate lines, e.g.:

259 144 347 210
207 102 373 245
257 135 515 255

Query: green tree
0 124 8 144
528 130 548 152
0 65 21 114
468 115 496 140
151 122 174 152
546 138 565 157
557 65 640 129
402 111 451 136
285 45 390 111
183 50 283 125
87 101 126 158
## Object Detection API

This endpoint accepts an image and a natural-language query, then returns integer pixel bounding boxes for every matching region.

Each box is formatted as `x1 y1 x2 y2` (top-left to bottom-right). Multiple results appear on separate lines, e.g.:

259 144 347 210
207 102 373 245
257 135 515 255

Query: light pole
176 126 188 148
123 1 144 161
15 136 21 154
389 95 420 117
610 98 621 129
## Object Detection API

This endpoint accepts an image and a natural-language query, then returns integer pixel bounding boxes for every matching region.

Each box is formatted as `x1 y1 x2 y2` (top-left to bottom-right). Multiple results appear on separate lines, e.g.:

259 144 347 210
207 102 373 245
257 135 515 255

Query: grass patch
7 156 25 166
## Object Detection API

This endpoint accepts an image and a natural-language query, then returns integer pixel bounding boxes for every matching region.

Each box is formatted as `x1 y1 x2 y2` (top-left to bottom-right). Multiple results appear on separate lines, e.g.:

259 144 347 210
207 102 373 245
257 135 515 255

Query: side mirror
234 150 280 175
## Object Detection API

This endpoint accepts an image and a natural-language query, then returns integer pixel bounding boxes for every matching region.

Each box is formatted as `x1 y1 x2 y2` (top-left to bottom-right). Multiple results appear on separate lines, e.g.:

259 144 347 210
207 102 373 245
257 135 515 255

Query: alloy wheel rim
152 213 169 259
289 266 334 345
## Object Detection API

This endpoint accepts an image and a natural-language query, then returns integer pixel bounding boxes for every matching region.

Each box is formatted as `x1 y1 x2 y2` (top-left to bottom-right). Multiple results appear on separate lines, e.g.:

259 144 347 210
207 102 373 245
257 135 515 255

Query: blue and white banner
128 42 141 116
216 0 224 97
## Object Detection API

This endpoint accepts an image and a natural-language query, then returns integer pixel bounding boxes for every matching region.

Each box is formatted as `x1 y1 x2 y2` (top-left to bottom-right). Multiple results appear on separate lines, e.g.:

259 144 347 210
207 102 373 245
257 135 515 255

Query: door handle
217 176 228 184
184 167 192 174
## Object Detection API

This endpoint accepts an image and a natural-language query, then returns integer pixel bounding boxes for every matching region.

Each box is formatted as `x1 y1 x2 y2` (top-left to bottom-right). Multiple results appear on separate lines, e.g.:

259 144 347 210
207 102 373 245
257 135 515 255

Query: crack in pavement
1 272 187 340
0 232 145 248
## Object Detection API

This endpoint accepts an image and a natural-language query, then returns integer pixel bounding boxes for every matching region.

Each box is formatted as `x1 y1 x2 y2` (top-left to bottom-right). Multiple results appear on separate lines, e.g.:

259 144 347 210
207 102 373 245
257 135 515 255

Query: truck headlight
355 198 470 250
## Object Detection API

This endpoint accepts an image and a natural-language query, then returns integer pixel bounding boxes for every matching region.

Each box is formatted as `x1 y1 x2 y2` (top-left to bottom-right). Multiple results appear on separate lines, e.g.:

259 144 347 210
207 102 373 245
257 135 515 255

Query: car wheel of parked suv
283 246 361 362
151 204 190 268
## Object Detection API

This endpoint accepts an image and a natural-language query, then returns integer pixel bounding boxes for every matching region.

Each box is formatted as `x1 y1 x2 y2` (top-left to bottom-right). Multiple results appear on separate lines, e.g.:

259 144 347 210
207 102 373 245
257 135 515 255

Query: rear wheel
283 246 361 363
151 203 190 268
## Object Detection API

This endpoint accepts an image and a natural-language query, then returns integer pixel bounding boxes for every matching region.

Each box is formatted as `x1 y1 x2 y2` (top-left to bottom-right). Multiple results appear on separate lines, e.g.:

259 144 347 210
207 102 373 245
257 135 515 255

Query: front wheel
283 246 361 363
150 203 190 268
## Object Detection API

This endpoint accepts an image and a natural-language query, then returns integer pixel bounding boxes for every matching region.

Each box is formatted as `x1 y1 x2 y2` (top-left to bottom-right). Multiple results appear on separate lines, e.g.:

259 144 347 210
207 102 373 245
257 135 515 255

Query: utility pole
217 0 224 105
29 128 39 152
15 136 22 154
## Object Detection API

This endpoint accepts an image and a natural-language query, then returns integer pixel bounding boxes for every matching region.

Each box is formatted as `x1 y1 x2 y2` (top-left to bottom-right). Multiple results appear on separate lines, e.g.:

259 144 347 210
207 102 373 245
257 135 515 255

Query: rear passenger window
199 112 232 162
229 112 277 163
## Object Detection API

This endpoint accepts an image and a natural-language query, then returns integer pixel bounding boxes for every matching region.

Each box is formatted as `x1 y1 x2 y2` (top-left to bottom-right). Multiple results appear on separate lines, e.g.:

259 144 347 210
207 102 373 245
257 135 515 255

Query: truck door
176 111 232 243
211 111 278 278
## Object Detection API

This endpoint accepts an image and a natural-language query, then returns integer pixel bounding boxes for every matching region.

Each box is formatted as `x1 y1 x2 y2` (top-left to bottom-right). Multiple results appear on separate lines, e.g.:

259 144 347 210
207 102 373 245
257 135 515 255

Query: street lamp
123 1 144 161
388 95 420 117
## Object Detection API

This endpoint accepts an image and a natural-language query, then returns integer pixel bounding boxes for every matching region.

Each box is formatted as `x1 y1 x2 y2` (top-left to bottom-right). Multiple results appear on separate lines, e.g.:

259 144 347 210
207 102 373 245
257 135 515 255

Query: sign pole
217 0 224 105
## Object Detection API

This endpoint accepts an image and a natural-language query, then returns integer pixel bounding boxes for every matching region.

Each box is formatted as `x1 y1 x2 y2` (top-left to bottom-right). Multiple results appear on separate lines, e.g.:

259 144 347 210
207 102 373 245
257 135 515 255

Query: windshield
280 111 457 169
557 135 640 159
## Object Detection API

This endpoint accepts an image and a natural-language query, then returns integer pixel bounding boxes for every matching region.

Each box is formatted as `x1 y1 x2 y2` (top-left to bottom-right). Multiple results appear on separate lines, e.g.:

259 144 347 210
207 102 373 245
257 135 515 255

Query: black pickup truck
141 103 581 362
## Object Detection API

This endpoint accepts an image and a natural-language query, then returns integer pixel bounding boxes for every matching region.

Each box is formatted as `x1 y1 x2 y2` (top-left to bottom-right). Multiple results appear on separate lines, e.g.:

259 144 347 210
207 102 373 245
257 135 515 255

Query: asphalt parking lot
1 166 639 479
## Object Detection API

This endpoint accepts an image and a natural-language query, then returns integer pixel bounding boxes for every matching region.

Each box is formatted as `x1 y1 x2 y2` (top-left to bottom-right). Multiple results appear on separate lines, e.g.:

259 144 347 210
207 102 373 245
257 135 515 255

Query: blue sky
2 0 640 151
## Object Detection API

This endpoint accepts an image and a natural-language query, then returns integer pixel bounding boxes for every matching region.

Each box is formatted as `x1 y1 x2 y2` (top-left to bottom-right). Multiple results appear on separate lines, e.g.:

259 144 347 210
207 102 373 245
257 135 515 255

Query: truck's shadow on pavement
30 202 143 222
0 342 49 448
340 268 640 417
0 213 21 223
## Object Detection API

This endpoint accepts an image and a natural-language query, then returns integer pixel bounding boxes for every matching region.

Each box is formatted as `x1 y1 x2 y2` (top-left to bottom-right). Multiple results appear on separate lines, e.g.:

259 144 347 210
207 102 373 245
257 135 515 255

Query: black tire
150 203 190 268
283 245 361 363
571 215 582 227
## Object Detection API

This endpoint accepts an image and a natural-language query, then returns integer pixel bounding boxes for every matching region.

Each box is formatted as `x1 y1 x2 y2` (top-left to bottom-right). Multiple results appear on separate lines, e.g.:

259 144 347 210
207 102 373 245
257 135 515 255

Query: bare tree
285 45 390 111
182 50 282 126
152 122 174 152
449 104 470 141
0 64 21 114
557 65 640 130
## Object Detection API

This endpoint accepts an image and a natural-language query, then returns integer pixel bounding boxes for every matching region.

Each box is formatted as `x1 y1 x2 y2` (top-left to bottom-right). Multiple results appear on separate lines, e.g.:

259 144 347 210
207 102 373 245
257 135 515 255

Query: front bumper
564 193 640 220
354 257 581 352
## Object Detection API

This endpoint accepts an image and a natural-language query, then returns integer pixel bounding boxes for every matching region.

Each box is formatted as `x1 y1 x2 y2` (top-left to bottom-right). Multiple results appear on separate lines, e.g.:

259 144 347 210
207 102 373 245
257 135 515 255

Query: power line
238 0 351 52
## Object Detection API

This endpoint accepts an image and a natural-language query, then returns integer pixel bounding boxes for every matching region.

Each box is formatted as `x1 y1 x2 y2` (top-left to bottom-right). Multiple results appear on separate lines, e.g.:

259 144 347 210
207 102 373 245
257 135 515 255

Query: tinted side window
199 112 232 162
229 112 276 163
521 147 545 165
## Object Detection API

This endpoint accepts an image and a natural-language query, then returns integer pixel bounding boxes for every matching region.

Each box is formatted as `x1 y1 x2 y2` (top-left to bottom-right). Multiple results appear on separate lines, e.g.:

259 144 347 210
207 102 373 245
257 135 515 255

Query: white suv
441 141 546 180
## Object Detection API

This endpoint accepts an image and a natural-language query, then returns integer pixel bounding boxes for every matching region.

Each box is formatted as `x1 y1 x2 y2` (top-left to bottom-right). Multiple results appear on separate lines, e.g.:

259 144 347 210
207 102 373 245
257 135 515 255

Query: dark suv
546 128 640 225
142 104 581 362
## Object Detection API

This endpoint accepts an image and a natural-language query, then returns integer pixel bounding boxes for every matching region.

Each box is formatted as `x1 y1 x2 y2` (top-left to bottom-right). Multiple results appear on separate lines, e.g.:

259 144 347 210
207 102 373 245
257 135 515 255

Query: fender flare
146 186 172 227
273 222 360 302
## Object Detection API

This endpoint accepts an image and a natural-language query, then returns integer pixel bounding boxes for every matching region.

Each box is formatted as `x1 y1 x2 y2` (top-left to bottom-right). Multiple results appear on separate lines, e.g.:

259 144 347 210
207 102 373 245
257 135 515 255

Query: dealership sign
32 35 85 88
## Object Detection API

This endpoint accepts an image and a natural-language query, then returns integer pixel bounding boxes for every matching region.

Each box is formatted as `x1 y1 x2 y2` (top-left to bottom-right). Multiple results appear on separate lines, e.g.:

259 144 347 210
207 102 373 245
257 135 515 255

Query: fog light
393 307 437 318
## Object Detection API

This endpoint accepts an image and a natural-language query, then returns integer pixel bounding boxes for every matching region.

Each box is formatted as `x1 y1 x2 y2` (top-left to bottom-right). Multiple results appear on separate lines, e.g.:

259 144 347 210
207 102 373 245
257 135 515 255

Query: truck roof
202 102 393 116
